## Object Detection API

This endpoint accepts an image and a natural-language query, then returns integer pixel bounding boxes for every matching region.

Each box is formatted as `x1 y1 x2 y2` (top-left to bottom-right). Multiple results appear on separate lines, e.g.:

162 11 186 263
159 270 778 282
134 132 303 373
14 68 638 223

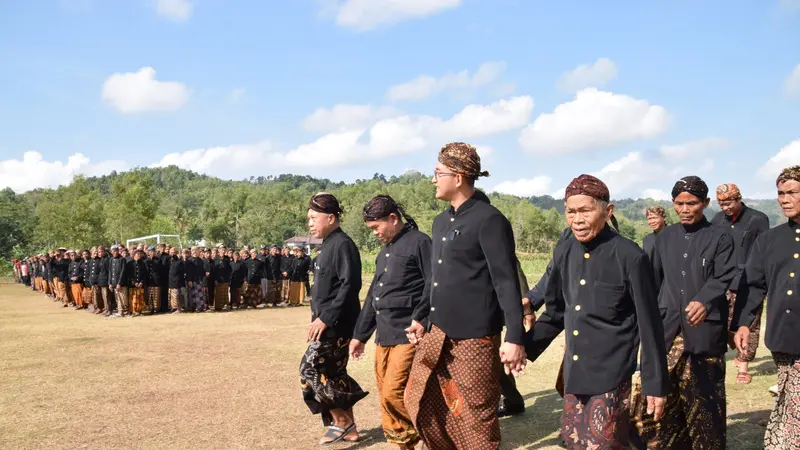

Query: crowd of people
6 141 800 450
12 243 313 316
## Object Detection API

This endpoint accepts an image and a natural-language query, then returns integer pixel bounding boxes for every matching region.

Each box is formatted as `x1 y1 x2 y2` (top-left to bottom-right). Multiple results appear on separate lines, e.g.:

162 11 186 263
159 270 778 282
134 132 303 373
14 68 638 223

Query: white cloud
153 95 534 176
758 139 800 182
785 64 800 96
659 137 729 159
153 0 192 21
518 88 670 155
557 58 618 92
102 67 190 114
228 88 246 104
302 104 400 132
387 61 507 101
641 188 671 201
325 0 462 31
779 0 800 12
0 152 128 193
492 176 553 197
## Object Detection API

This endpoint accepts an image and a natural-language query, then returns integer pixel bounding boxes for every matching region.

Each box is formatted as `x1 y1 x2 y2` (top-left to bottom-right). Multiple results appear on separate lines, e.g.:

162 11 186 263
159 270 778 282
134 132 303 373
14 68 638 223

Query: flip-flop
319 423 355 446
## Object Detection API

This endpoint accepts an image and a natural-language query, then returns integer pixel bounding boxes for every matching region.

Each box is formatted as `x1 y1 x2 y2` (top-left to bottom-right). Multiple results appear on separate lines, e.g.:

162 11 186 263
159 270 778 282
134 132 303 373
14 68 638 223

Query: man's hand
499 342 527 377
405 320 425 345
727 290 737 302
734 326 751 355
646 396 666 421
685 301 707 326
187 281 193 287
522 297 536 332
308 318 327 341
349 339 365 361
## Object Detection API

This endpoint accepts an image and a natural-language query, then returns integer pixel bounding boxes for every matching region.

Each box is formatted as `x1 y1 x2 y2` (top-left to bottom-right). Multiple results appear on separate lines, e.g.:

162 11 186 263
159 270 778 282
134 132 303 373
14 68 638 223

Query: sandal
319 423 355 446
736 371 752 384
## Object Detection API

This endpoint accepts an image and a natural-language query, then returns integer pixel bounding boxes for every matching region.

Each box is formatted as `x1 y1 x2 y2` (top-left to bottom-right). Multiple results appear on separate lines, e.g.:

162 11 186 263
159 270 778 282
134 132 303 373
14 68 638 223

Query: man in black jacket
639 176 736 449
212 246 232 311
266 245 282 306
245 249 264 308
109 245 129 317
96 246 112 316
145 247 162 314
167 247 185 313
68 251 85 310
229 250 246 308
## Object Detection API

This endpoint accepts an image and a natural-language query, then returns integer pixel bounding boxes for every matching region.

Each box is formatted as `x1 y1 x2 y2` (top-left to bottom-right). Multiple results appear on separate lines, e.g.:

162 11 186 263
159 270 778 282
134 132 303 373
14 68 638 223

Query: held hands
349 339 365 361
685 301 707 326
522 297 535 332
499 342 527 377
734 326 751 354
307 318 327 341
646 396 666 421
405 320 425 345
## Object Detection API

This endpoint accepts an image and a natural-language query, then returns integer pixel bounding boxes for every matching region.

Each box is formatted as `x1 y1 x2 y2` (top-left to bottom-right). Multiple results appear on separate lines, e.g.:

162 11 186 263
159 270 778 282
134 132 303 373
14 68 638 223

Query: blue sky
0 0 798 199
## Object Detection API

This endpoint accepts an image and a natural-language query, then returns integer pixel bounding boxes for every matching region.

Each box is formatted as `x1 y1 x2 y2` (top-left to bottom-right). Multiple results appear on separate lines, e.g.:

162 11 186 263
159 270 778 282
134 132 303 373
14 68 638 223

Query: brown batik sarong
82 286 93 308
147 286 161 312
244 283 261 308
214 283 228 311
727 291 762 362
288 281 305 306
115 287 129 315
281 279 291 303
299 336 369 426
562 380 631 449
56 279 67 302
630 335 726 450
71 283 84 307
229 287 242 308
375 344 419 447
130 287 146 314
168 288 182 311
267 280 281 305
764 353 800 449
405 325 502 450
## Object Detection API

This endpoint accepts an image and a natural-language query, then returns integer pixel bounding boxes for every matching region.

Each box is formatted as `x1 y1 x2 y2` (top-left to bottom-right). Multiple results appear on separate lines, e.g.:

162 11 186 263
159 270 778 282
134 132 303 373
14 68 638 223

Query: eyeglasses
433 170 458 180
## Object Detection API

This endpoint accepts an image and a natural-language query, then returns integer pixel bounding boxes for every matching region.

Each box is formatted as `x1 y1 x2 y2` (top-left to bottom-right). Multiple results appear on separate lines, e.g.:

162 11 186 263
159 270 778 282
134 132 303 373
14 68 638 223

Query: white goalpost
126 234 184 249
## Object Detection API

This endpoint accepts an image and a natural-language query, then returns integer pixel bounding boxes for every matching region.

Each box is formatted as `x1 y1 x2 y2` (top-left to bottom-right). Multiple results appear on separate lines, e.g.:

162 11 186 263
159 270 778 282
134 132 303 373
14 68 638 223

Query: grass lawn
0 277 774 449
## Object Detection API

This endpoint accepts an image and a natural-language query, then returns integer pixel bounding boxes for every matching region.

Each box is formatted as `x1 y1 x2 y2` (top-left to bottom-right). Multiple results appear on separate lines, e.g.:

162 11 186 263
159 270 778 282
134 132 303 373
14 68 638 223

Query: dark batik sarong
562 380 631 449
727 291 762 362
630 335 726 450
764 353 800 450
244 283 261 307
300 337 368 426
405 325 502 450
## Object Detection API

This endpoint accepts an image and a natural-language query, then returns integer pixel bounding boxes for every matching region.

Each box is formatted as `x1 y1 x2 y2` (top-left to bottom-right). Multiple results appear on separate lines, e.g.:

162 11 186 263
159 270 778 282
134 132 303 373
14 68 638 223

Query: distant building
284 235 323 253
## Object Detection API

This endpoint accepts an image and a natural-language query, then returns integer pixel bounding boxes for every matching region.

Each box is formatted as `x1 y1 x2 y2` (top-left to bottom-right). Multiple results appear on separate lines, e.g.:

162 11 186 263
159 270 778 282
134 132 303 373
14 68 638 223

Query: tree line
0 166 782 263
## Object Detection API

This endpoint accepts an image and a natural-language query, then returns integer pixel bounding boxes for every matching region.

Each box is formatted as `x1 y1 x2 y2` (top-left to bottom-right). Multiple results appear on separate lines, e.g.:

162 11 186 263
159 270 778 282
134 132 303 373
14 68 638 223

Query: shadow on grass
345 427 390 450
728 410 770 449
724 353 777 376
501 389 564 449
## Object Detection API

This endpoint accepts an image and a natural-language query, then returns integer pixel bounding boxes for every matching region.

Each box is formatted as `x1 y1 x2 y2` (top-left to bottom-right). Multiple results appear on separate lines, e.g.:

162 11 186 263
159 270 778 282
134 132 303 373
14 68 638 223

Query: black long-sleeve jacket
734 219 800 355
312 227 362 339
230 260 246 289
353 225 432 346
109 255 127 288
525 226 669 397
86 258 98 286
213 257 232 284
420 191 524 344
290 256 311 282
267 254 282 280
710 204 770 291
146 257 162 287
650 218 736 355
246 257 264 285
68 259 84 284
168 257 185 289
130 259 148 287
96 256 110 286
280 255 294 280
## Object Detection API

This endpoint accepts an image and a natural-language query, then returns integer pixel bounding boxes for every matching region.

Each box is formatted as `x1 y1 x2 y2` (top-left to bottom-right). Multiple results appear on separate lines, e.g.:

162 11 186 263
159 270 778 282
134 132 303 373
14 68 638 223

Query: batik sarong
147 286 161 312
375 344 419 447
267 280 281 305
82 286 93 308
130 287 146 314
189 284 205 311
114 287 129 316
168 288 182 311
288 281 305 306
764 353 800 449
71 283 84 307
630 334 726 450
43 280 52 296
281 279 291 303
405 325 502 450
728 291 762 362
229 287 242 308
299 336 369 426
214 283 229 311
56 279 67 303
244 283 261 308
98 286 112 314
91 286 103 311
562 380 631 449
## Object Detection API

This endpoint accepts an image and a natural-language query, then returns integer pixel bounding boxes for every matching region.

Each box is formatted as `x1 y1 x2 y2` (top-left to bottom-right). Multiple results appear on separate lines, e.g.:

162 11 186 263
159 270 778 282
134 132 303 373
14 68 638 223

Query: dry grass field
0 282 774 450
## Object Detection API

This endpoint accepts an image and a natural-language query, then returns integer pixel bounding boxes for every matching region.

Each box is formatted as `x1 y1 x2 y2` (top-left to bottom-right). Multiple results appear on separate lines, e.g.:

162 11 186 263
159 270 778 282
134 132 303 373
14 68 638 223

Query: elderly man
710 183 770 384
643 206 667 259
350 195 431 449
301 193 367 445
109 245 129 317
404 142 526 450
525 175 668 449
637 176 736 449
733 165 800 449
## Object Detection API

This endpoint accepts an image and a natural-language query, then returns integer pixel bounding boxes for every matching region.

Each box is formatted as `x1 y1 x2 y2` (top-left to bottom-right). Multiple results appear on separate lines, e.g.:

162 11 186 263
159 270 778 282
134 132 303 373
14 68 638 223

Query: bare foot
342 424 359 442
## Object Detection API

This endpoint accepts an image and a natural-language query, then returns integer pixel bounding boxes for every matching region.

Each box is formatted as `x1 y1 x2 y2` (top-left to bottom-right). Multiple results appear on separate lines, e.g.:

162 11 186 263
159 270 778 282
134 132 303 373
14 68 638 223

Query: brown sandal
736 371 752 384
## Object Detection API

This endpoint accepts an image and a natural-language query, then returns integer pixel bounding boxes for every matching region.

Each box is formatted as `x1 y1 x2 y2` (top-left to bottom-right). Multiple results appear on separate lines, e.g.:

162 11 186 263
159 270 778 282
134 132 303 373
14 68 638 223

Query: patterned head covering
564 174 610 202
309 192 343 216
671 175 709 200
645 206 666 218
438 142 490 180
715 183 741 201
777 165 800 186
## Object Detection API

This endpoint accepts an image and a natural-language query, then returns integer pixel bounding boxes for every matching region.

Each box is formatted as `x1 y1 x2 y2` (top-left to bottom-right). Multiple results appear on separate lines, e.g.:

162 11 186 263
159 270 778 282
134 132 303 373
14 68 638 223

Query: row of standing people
17 244 314 316
298 141 800 450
